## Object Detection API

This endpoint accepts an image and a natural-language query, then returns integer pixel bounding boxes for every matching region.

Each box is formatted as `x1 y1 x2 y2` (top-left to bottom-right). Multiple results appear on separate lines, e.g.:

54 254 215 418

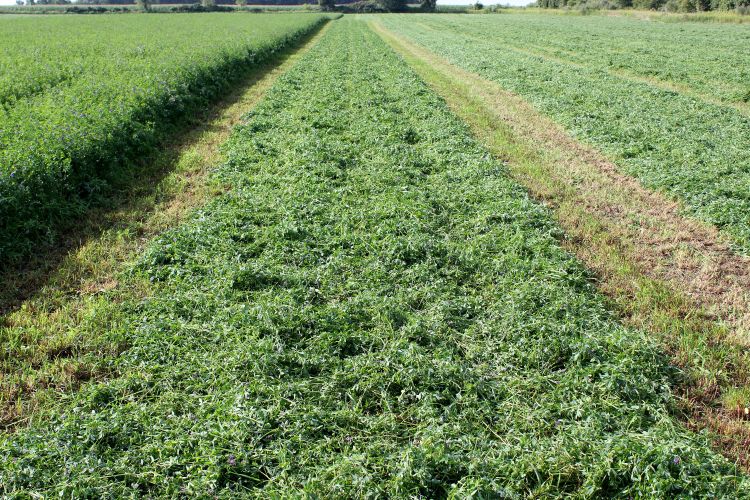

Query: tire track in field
372 20 750 469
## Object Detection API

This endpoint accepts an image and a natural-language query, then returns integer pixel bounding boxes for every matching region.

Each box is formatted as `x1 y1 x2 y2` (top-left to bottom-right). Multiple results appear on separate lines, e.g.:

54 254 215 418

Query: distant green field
380 14 750 252
0 12 325 263
0 4 320 14
2 18 748 497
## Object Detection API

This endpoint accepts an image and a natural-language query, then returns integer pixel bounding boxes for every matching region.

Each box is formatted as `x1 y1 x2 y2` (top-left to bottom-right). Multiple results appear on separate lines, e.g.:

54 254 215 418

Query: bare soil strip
0 21 332 429
373 21 750 469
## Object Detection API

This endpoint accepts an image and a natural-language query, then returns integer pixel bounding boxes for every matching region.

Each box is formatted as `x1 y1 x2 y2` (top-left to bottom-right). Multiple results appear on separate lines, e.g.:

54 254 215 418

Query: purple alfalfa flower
228 454 237 467
673 455 681 465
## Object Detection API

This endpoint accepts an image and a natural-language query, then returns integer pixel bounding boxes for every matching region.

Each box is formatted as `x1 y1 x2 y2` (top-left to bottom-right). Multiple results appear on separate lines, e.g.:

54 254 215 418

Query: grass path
371 20 750 469
1 19 747 496
0 20 334 430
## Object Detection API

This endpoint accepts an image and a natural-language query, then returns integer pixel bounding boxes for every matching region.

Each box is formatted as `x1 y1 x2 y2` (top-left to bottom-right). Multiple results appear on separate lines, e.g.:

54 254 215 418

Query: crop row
1 19 746 496
0 13 327 264
380 14 750 253
417 14 750 105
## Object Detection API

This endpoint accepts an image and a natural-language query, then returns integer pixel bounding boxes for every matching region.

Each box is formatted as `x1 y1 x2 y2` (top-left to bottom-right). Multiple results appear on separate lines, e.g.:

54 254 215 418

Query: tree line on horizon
13 0 433 11
536 0 749 13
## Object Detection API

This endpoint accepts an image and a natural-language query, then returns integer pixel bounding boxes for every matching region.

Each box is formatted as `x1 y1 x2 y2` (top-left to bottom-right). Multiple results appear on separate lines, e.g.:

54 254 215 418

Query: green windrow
1 19 747 497
0 13 327 263
379 14 750 254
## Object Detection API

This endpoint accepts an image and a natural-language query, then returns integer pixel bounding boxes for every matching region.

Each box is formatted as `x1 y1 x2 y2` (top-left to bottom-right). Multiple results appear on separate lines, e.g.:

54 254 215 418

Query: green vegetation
633 8 750 20
0 21 332 428
0 4 322 14
535 0 750 14
373 19 750 469
1 18 747 496
379 14 750 253
500 6 750 20
0 13 326 264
